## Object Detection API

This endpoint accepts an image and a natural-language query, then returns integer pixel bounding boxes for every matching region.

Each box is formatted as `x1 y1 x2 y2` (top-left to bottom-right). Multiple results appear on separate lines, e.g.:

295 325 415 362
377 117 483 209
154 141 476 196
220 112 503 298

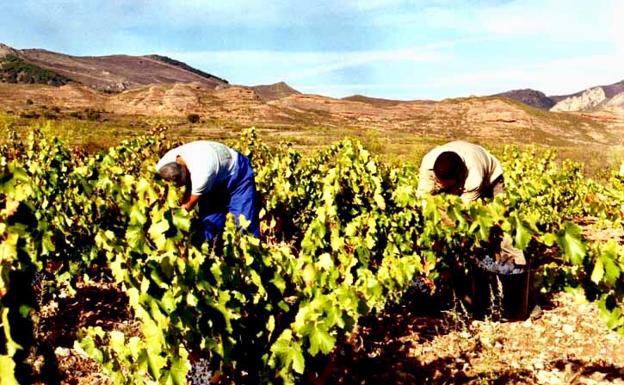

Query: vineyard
1 126 623 385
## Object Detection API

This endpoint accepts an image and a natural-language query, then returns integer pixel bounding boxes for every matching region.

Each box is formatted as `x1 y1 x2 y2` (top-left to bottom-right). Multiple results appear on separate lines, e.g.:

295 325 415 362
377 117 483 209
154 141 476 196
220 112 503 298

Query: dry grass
1 111 621 177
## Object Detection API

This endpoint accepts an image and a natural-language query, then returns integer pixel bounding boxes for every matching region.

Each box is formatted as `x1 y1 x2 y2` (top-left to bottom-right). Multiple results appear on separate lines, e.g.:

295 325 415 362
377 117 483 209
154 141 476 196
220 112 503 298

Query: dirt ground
32 281 624 385
327 292 624 385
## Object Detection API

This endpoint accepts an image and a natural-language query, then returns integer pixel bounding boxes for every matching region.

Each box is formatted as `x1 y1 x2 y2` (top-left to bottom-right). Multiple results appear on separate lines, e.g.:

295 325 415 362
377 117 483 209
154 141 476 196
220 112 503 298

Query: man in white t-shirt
156 141 259 241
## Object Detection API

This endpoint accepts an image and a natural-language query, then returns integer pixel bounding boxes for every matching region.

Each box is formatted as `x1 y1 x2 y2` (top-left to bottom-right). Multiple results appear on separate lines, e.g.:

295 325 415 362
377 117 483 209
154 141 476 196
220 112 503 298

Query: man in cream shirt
156 140 259 242
417 140 504 202
417 140 524 265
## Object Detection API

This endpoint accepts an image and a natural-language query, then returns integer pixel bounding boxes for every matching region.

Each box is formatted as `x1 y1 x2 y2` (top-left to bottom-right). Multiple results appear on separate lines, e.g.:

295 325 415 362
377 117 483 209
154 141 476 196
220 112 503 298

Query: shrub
187 113 200 124
84 108 101 121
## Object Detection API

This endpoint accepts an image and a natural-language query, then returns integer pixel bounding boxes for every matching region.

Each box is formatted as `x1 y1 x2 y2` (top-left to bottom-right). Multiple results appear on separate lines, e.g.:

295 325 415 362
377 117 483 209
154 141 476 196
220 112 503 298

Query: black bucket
469 263 534 321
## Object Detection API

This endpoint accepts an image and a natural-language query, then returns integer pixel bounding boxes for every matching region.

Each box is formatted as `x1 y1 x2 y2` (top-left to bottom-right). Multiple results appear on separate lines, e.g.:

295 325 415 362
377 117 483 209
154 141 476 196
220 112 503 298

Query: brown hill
251 81 300 101
145 55 228 85
2 79 621 146
2 80 621 146
272 93 622 144
0 83 104 110
492 89 556 110
0 44 71 86
0 43 228 92
0 54 72 86
342 95 404 108
0 43 18 57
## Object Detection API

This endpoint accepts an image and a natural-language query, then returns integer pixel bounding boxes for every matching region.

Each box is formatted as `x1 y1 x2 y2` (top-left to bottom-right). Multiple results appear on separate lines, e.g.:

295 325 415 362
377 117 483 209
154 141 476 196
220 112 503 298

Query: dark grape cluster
476 255 525 275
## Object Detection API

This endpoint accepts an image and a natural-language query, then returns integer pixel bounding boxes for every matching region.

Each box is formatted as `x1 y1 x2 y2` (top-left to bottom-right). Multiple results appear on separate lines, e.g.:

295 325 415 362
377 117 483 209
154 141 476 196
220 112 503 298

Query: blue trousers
198 153 260 241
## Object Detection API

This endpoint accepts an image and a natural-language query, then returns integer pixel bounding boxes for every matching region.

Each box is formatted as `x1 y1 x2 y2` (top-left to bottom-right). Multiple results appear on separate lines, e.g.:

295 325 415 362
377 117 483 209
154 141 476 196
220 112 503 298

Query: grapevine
0 125 622 384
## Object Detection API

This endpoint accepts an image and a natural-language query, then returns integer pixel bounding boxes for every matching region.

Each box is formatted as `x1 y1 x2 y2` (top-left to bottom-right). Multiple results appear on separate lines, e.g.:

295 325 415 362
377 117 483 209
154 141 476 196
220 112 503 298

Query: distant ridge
492 89 555 110
550 79 624 112
146 54 228 85
495 80 624 112
342 94 404 107
0 43 228 92
251 81 300 101
551 79 624 102
1 43 623 126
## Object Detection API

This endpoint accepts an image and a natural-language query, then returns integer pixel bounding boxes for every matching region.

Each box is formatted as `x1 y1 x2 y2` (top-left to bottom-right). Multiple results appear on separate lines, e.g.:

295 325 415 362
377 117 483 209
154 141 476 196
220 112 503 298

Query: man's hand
180 189 191 205
182 194 201 211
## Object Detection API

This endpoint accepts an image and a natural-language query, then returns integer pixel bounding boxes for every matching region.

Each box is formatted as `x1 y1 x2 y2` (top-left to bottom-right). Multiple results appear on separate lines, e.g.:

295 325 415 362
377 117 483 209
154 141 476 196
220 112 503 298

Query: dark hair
159 162 188 187
433 151 464 181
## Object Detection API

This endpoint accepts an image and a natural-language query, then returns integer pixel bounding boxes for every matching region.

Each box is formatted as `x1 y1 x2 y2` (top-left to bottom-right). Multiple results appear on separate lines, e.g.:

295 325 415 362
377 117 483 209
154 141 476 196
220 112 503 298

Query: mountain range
1 43 623 147
0 43 227 92
493 80 624 112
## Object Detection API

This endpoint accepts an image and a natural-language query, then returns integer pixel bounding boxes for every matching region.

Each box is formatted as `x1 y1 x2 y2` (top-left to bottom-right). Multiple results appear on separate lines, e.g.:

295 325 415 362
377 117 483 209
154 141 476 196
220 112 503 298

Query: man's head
158 162 188 187
433 151 466 191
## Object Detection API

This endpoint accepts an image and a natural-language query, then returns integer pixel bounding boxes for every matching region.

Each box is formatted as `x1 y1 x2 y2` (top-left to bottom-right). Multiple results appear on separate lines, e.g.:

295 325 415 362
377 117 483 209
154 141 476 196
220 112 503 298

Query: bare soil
327 292 624 385
30 279 624 385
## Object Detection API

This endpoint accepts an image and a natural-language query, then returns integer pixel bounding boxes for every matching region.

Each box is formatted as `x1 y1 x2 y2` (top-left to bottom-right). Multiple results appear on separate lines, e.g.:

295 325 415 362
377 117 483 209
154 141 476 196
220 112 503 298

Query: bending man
156 140 259 241
417 140 524 265
417 140 504 202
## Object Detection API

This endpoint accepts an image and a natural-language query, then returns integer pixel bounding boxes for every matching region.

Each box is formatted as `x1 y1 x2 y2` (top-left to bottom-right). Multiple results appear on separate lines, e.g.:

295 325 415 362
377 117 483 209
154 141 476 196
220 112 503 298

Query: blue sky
1 0 622 100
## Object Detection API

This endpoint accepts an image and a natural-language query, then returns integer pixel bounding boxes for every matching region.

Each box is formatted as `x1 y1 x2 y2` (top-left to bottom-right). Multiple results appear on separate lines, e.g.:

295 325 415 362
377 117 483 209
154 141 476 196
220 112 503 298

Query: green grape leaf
292 345 305 374
0 355 19 385
169 353 189 385
1 309 22 356
109 330 125 352
514 222 532 250
308 325 335 356
600 240 622 286
147 351 167 381
270 330 305 374
540 232 557 247
556 223 587 265
317 253 333 270
148 219 170 249
172 209 190 232
591 257 605 284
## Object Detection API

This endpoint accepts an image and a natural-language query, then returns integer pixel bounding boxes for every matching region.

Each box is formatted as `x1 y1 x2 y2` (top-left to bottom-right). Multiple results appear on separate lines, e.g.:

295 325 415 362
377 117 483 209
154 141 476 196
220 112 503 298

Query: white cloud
425 52 624 96
2 0 622 100
421 0 621 44
165 45 450 83
612 1 624 54
280 48 449 80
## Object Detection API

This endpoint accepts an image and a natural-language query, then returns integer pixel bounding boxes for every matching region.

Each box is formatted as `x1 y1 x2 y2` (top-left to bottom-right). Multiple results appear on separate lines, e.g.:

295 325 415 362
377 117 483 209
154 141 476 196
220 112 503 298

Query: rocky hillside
549 80 624 112
492 89 555 110
551 87 607 112
0 43 622 146
495 80 624 112
251 81 300 101
0 43 18 57
0 53 71 86
607 92 624 108
0 43 228 92
342 95 404 108
552 79 624 102
145 55 228 85
2 80 621 147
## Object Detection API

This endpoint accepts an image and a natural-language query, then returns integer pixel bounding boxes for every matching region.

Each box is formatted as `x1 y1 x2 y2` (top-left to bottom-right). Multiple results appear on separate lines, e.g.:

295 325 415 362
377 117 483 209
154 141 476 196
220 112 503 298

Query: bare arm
182 194 201 211
173 155 199 210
